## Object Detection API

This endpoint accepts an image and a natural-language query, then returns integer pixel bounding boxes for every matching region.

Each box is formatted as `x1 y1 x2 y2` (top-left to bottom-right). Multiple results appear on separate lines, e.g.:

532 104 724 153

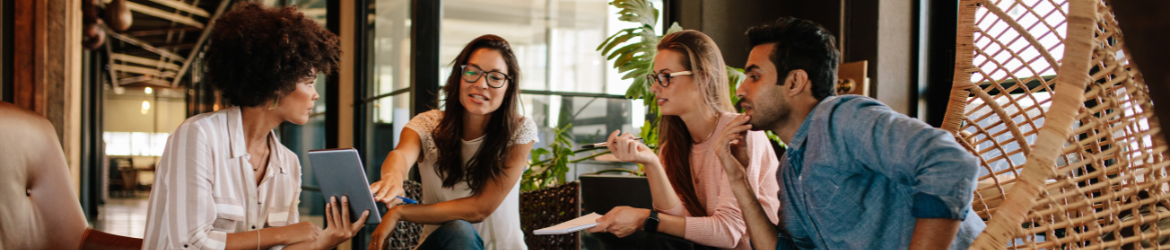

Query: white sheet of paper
533 212 603 235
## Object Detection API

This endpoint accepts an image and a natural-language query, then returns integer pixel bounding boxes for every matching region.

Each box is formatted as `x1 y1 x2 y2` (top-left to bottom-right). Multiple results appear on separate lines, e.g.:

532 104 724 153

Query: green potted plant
521 0 779 191
595 0 753 169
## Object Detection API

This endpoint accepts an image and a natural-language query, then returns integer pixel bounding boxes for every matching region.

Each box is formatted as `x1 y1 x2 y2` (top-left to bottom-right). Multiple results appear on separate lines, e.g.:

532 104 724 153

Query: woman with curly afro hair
142 2 367 250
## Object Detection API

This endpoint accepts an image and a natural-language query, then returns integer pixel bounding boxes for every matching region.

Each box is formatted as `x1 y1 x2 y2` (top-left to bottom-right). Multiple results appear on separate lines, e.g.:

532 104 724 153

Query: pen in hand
395 195 418 204
581 137 643 149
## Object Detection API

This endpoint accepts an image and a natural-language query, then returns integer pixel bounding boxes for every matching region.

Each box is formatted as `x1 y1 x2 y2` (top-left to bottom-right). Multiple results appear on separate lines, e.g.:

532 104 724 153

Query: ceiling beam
145 0 211 17
105 41 121 89
154 0 202 75
118 75 162 85
103 24 187 61
157 43 196 50
103 0 204 28
111 53 182 71
171 0 232 87
124 26 202 36
121 79 174 87
112 64 177 78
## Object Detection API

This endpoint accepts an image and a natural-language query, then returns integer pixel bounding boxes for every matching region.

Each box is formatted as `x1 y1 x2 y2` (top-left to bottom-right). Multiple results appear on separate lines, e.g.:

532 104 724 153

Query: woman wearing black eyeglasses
585 30 782 250
367 34 537 250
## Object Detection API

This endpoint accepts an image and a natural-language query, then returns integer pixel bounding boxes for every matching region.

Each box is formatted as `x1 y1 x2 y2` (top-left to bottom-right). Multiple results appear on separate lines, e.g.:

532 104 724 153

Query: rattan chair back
944 0 1169 249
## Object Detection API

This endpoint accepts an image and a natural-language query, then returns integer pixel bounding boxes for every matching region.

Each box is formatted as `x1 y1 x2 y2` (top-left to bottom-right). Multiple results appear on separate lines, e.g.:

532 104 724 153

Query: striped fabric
142 107 303 250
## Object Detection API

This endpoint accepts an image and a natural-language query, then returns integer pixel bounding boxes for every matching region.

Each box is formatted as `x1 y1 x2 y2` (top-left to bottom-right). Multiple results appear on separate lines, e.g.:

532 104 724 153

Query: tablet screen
308 148 382 225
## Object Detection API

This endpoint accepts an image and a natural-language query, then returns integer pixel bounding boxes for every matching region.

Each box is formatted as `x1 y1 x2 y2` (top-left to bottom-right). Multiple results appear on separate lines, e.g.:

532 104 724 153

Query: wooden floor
92 193 150 238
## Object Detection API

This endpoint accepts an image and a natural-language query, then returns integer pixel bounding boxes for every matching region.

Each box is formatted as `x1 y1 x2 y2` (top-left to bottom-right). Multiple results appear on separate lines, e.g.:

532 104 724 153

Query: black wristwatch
644 210 660 232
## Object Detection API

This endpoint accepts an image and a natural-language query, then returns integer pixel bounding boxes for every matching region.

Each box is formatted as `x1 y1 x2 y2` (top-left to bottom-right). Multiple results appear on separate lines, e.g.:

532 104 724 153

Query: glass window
966 92 1050 178
103 132 170 156
280 72 329 226
973 0 1066 84
435 0 662 180
365 94 411 173
273 0 331 231
599 1 662 95
362 0 413 177
968 0 1068 181
439 1 539 93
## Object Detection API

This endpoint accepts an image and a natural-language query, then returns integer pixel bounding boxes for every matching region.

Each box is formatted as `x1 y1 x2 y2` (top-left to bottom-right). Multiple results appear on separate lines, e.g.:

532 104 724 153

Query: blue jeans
416 220 483 250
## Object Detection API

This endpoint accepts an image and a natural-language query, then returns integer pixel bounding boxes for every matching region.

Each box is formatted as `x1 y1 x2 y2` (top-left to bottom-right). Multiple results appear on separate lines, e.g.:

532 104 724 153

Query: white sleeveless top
404 110 538 250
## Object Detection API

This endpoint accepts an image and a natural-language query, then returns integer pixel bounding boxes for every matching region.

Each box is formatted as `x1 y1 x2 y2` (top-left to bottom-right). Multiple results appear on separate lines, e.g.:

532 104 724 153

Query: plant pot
521 181 581 250
578 174 653 250
579 174 652 215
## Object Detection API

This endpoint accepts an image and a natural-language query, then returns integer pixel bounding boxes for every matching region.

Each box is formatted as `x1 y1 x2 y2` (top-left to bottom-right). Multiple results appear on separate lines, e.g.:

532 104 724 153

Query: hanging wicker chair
945 0 1170 247
943 0 1169 249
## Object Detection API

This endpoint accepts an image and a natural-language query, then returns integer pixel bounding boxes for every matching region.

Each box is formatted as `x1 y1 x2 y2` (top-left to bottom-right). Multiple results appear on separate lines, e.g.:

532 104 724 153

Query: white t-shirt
404 110 538 250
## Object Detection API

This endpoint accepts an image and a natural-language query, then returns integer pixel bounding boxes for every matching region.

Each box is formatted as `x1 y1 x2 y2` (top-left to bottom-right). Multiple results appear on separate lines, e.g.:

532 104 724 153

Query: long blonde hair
656 30 734 216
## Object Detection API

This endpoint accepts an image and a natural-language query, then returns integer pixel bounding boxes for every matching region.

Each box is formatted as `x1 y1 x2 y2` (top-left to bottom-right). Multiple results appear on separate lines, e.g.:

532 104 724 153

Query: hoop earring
268 99 279 110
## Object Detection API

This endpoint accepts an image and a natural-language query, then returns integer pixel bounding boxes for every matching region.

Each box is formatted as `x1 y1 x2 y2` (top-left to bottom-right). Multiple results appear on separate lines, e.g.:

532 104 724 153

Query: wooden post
12 0 84 192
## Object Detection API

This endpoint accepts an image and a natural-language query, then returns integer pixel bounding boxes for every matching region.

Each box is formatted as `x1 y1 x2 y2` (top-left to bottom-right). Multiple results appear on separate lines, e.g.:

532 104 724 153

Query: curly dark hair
203 2 340 107
746 17 840 101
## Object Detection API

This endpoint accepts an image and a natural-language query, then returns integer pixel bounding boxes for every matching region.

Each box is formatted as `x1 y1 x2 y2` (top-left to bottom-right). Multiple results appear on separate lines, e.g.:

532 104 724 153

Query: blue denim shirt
774 95 985 250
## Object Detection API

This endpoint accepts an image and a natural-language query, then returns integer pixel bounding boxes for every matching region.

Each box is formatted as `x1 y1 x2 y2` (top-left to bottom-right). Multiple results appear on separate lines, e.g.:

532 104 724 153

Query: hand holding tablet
308 148 383 224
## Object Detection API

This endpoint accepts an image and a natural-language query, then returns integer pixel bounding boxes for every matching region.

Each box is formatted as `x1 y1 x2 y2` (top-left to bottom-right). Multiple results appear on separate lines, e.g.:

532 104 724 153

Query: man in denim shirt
712 17 986 250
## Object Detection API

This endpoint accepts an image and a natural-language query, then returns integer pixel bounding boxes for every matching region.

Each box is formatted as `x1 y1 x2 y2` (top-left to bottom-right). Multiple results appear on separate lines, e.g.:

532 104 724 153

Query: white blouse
404 110 538 250
143 107 302 250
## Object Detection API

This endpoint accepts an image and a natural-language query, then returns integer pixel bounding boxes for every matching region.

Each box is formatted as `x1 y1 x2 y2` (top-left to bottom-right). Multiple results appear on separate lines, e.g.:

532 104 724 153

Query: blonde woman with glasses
587 30 782 250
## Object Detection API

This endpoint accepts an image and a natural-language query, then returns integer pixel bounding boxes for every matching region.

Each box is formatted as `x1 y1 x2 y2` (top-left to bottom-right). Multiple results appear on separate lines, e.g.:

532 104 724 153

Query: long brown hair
656 30 735 216
430 35 523 194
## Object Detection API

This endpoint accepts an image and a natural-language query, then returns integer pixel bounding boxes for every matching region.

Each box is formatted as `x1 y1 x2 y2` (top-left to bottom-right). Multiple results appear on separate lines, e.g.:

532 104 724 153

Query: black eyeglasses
646 71 693 87
460 65 511 88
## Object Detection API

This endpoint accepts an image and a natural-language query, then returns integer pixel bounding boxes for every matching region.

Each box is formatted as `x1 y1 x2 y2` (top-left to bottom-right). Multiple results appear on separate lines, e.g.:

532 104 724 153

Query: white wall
877 0 915 115
104 88 186 186
104 90 186 133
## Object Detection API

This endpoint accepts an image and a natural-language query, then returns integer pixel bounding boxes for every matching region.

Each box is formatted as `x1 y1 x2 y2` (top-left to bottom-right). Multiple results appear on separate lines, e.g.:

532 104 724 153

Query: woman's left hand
586 206 650 238
292 196 370 250
368 207 402 250
323 196 371 248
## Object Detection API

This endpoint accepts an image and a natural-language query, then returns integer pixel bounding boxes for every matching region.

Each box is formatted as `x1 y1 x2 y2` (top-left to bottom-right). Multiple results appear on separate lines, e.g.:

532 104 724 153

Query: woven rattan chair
385 181 580 249
520 181 580 250
942 0 1169 248
384 180 424 250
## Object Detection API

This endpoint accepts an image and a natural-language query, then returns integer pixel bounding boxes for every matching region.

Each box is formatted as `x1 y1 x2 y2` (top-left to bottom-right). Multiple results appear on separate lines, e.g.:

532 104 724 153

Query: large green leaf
639 27 660 43
612 0 657 25
665 22 683 35
599 28 634 50
621 67 649 80
600 29 640 55
727 66 745 105
625 76 647 99
614 49 653 69
642 91 657 108
617 59 652 74
521 122 581 192
521 0 668 190
530 147 551 163
608 42 648 61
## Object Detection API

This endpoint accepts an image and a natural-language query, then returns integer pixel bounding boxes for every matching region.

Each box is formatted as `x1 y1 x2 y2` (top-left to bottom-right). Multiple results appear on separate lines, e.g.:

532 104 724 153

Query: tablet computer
307 148 381 225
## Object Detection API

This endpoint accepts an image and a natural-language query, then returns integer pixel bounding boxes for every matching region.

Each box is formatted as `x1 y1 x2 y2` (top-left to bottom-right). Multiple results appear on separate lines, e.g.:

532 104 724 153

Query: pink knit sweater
655 112 782 250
